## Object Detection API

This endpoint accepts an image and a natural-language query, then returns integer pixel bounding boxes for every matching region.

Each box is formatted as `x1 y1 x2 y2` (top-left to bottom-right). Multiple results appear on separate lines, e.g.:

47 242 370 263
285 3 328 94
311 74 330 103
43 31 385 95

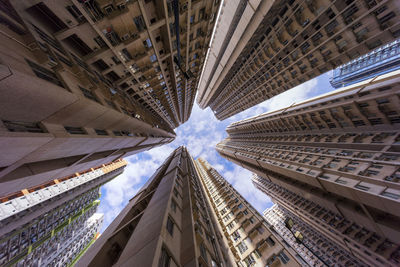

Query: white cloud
99 73 327 231
223 164 273 213
228 77 318 123
98 154 162 230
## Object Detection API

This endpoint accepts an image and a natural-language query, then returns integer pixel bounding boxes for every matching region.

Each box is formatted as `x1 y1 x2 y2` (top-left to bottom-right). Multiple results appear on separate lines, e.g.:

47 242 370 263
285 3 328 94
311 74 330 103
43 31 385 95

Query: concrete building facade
197 0 400 120
263 203 360 266
194 158 303 267
254 175 399 266
216 70 400 266
0 1 183 195
330 38 400 88
0 159 126 267
76 146 232 267
2 0 220 128
77 147 302 267
42 213 104 267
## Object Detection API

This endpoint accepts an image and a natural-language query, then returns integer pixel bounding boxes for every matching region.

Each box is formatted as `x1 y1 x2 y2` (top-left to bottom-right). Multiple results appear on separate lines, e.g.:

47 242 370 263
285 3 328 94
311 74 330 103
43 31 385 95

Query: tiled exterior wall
217 71 400 266
264 203 360 266
195 158 302 267
77 147 230 267
198 0 400 120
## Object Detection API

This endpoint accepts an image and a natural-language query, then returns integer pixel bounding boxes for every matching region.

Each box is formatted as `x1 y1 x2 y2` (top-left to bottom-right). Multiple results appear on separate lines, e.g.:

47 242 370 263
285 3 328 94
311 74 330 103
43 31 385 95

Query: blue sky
98 71 336 232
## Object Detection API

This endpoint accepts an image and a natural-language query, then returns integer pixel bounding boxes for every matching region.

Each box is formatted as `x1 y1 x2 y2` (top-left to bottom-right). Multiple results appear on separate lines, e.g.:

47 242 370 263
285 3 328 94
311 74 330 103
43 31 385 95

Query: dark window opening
26 3 67 32
64 34 93 56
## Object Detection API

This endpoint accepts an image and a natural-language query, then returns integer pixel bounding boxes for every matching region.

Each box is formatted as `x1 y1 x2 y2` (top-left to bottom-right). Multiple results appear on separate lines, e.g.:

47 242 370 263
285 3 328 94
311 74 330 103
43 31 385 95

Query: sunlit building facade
331 39 400 88
41 213 104 267
194 158 303 267
77 147 233 266
0 159 126 267
216 70 400 266
0 1 184 194
77 147 302 267
263 203 360 266
197 0 400 120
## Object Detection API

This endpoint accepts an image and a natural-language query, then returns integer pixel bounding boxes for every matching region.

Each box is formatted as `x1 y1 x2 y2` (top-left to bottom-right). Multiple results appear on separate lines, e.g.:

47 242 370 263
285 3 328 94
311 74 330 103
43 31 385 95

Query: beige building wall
0 159 126 267
194 158 303 267
263 203 360 266
0 1 182 195
216 70 400 266
77 147 233 267
198 0 400 120
254 175 400 266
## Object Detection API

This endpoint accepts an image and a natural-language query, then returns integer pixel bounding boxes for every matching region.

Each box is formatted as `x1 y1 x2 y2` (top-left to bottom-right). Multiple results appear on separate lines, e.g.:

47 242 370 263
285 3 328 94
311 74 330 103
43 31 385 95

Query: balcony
266 255 281 267
294 6 311 28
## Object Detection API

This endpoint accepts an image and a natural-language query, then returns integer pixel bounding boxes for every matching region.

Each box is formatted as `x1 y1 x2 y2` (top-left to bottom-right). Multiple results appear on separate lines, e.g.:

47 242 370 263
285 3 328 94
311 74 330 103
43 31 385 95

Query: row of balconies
265 181 400 262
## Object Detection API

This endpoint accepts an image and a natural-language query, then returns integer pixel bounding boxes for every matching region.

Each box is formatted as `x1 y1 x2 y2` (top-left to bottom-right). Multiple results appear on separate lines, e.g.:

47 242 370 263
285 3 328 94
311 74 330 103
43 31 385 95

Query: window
3 120 45 133
95 129 108 135
166 216 174 236
170 199 177 212
237 240 248 254
249 216 255 224
227 222 235 230
381 191 400 200
133 15 146 31
26 59 63 87
121 48 132 61
64 126 86 135
231 230 241 241
253 249 261 259
111 56 121 64
266 237 275 246
79 86 99 103
66 4 84 22
159 247 172 267
244 254 256 266
173 188 179 198
200 242 207 262
92 59 109 71
93 36 107 48
355 184 370 191
223 213 231 222
278 251 290 264
336 178 348 185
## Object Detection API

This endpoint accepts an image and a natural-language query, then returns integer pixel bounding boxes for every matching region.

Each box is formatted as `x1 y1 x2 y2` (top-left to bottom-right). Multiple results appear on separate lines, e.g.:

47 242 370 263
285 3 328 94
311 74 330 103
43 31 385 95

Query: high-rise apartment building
3 0 219 128
194 158 303 267
0 1 195 194
330 38 400 88
76 146 232 267
263 203 360 266
197 0 400 120
77 147 302 267
39 212 104 267
41 212 104 267
254 175 400 266
216 70 400 266
0 159 126 267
